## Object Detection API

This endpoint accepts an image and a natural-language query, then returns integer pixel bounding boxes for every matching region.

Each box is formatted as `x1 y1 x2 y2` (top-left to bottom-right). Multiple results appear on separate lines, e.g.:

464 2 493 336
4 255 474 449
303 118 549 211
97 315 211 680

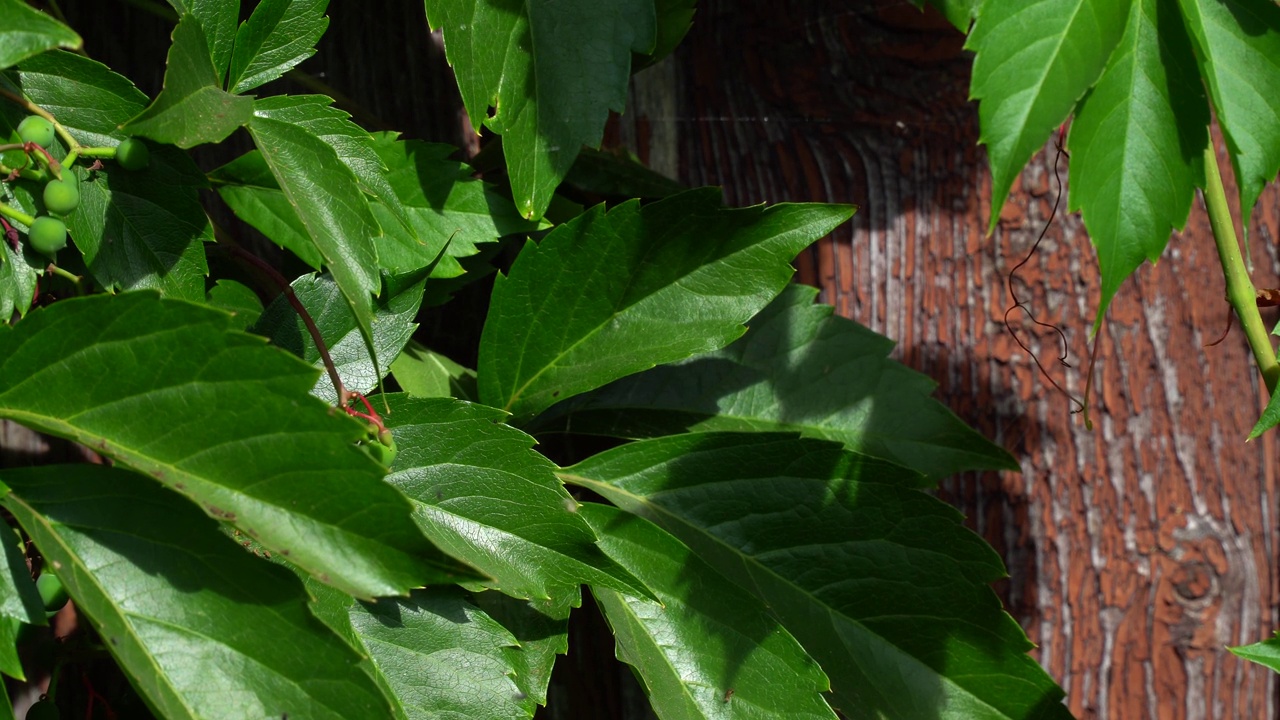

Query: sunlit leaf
380 394 652 601
0 0 81 70
122 13 254 148
425 0 656 219
2 464 392 720
0 292 472 597
227 0 329 93
479 188 855 420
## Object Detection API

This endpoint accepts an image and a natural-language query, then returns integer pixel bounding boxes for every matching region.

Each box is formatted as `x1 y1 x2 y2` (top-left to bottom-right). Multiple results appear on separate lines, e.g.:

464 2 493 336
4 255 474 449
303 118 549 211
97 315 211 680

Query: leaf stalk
1203 142 1280 393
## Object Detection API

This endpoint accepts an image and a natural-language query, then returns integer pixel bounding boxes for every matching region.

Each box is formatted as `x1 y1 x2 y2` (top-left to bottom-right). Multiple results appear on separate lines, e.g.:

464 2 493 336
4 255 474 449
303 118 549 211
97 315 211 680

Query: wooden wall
612 1 1280 717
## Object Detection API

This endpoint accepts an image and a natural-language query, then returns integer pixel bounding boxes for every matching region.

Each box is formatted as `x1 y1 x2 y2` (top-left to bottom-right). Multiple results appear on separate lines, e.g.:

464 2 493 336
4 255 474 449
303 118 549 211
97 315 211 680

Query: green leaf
582 503 838 720
372 136 547 276
349 588 534 719
562 434 1072 720
1068 0 1206 326
0 240 42 319
425 0 657 219
0 293 471 598
0 677 15 720
536 285 1015 480
248 102 381 343
227 0 329 94
1 525 42 680
0 0 81 70
380 394 653 601
1229 632 1280 673
1250 384 1280 438
478 189 855 420
210 150 324 268
1176 0 1280 237
472 586 577 707
164 0 239 78
121 13 254 148
66 154 211 302
252 272 423 404
390 340 478 401
206 278 264 330
1 464 392 720
253 95 393 204
10 52 212 301
637 0 697 69
564 146 685 199
967 0 1130 231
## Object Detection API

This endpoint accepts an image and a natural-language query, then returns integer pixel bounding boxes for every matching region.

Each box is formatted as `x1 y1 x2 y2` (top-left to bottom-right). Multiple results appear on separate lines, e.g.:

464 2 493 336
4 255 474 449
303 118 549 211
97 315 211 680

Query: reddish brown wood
618 2 1280 717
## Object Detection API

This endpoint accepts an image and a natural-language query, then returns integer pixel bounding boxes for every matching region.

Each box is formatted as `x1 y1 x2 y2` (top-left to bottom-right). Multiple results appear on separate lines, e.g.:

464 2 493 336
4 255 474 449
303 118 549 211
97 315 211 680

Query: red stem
223 245 351 406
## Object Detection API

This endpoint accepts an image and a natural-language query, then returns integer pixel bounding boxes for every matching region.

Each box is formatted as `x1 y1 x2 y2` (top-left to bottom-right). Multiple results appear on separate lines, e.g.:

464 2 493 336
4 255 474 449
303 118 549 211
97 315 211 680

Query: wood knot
1170 560 1219 609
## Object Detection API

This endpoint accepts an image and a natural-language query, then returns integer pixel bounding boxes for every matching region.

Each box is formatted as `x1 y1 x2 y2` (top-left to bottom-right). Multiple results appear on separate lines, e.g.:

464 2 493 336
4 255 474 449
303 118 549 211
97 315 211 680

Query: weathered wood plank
619 1 1280 717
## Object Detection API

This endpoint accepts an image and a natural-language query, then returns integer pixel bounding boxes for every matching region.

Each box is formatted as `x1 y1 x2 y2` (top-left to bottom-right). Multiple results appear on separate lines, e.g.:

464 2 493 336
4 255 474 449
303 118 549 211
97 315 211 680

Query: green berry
24 698 60 720
27 216 67 257
17 116 55 148
115 137 149 171
42 178 79 215
362 438 397 468
36 572 67 613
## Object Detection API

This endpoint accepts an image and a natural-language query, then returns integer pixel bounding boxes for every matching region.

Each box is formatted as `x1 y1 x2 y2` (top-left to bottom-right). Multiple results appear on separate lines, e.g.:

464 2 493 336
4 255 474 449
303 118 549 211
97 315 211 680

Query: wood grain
617 1 1280 717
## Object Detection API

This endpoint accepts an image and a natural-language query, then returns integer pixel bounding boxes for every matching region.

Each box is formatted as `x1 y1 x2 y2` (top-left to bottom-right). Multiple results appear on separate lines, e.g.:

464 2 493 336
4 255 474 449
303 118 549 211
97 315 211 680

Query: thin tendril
1002 125 1086 415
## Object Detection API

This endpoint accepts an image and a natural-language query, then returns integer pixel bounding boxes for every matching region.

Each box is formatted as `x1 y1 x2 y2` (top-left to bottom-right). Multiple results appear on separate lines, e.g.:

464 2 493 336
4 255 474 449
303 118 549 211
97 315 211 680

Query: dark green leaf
1229 632 1280 673
390 340 478 401
583 503 838 720
122 14 254 148
1068 0 1206 326
380 394 652 600
967 0 1130 232
562 434 1071 720
349 588 534 719
13 51 147 146
564 146 685 199
252 272 423 404
0 240 43 319
0 0 81 70
478 189 855 420
1 523 42 680
0 293 472 597
1 464 392 720
227 0 329 93
537 285 1015 480
66 159 211 302
164 0 239 78
210 149 324 268
425 0 657 219
0 674 12 720
1177 0 1280 238
249 104 381 342
206 278 264 330
472 586 577 707
370 135 545 277
641 0 697 68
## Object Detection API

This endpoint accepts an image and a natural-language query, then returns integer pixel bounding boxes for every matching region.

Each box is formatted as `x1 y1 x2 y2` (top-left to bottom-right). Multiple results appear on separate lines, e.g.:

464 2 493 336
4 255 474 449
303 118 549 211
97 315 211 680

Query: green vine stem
0 201 35 227
1203 142 1280 393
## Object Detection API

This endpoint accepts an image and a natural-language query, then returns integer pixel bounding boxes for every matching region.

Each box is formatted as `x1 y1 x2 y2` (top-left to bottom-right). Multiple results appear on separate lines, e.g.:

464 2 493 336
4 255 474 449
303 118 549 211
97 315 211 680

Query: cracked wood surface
615 1 1280 717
